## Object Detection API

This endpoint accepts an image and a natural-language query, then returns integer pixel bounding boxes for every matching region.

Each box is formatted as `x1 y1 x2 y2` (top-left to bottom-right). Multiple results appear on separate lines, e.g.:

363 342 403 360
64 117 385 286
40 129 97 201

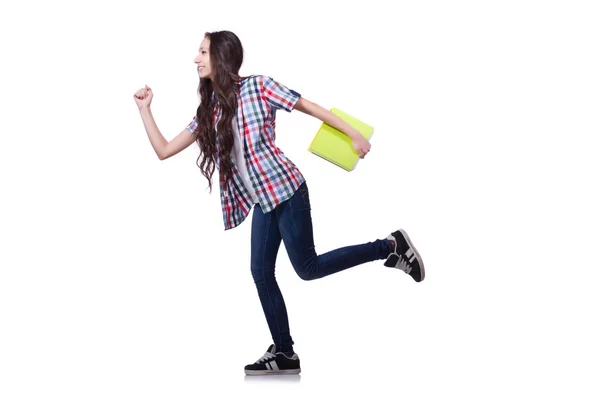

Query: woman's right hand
133 85 153 109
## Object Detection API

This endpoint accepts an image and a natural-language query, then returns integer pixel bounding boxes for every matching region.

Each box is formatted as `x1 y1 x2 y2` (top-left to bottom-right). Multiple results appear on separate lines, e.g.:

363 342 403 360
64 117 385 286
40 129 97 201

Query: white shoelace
395 255 412 274
255 351 276 364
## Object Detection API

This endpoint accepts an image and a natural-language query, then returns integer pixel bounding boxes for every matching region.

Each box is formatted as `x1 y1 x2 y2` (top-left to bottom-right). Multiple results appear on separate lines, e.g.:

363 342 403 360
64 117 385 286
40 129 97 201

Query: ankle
388 239 396 252
278 345 295 355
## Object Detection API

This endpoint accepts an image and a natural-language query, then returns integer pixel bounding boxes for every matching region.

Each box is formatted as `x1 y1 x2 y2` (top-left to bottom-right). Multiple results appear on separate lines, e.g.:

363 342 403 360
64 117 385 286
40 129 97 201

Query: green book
308 108 375 171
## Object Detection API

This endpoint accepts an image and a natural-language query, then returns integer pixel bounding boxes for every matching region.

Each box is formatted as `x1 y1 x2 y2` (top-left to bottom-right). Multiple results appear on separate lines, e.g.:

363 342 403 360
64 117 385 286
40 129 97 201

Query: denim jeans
250 181 391 353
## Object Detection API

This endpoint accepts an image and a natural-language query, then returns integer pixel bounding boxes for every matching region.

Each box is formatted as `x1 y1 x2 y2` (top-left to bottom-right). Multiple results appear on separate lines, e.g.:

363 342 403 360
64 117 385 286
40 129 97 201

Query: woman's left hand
352 136 371 159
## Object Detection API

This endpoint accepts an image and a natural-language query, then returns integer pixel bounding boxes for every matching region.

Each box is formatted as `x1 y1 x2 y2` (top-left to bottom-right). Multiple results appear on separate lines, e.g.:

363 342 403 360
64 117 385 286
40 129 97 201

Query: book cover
308 108 375 171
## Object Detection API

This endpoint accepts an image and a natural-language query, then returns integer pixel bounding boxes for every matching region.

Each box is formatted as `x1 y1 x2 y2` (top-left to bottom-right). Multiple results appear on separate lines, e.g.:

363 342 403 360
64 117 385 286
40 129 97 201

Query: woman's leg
250 203 295 353
276 181 392 281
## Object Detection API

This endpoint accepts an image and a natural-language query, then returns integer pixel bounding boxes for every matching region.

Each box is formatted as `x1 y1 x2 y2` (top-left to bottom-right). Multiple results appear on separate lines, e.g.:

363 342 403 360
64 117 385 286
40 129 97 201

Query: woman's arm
293 97 371 158
293 97 362 140
139 107 197 160
135 85 196 160
138 106 167 159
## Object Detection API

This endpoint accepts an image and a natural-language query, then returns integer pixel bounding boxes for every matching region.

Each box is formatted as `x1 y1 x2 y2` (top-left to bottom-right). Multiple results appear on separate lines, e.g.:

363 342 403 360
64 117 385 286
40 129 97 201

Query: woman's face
195 37 212 79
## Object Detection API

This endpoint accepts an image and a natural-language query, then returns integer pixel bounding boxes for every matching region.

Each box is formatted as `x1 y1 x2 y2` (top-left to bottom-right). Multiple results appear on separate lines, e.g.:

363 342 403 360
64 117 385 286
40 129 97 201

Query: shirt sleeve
186 115 198 134
261 76 301 112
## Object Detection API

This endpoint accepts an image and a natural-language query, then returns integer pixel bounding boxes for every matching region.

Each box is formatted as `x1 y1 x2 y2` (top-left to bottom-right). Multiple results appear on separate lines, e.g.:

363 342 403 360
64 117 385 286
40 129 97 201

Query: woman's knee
251 266 276 283
293 260 317 281
296 270 313 281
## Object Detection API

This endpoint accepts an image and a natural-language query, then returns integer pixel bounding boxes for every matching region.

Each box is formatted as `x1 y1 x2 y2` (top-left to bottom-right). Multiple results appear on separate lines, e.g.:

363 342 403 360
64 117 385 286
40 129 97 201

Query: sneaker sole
399 229 425 282
245 369 301 375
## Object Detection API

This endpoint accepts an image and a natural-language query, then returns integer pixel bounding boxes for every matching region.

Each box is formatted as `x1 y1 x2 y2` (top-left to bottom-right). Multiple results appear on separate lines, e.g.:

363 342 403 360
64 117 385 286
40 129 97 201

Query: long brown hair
194 30 248 193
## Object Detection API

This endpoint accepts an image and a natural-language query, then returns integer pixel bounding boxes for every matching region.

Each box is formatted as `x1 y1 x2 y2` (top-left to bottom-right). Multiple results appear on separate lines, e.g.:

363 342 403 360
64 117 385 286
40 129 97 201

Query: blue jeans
250 181 391 353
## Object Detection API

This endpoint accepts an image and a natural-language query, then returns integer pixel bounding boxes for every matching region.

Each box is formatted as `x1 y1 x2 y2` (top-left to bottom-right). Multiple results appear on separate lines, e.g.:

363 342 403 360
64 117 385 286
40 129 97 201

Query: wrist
350 130 362 140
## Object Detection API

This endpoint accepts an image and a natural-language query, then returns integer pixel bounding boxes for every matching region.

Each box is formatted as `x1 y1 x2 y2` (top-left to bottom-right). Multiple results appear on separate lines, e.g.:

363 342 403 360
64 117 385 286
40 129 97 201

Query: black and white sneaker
385 229 425 282
244 344 301 375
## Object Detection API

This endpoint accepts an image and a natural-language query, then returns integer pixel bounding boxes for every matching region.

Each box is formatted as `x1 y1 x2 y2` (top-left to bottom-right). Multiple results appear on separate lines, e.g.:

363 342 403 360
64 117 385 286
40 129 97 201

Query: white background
1 0 599 395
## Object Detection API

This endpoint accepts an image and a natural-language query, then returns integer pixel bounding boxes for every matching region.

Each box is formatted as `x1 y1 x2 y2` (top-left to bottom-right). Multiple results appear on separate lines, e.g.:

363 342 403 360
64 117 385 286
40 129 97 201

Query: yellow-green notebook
308 108 375 171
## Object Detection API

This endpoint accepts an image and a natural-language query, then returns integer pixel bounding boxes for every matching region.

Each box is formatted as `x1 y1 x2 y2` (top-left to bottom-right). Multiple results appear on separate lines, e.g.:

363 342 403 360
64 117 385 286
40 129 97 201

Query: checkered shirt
186 75 305 230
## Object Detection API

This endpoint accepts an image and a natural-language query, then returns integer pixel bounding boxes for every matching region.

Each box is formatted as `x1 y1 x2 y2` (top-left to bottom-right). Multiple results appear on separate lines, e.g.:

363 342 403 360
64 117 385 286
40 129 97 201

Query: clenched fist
352 135 371 159
133 85 153 109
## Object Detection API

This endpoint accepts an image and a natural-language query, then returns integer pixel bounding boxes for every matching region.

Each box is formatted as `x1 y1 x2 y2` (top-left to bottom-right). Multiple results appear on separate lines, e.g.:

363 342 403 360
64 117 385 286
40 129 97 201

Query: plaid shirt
186 75 305 230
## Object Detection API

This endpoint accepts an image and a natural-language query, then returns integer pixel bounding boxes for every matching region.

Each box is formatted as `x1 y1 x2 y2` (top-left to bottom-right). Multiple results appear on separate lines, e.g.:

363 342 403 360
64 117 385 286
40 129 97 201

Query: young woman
133 30 425 376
